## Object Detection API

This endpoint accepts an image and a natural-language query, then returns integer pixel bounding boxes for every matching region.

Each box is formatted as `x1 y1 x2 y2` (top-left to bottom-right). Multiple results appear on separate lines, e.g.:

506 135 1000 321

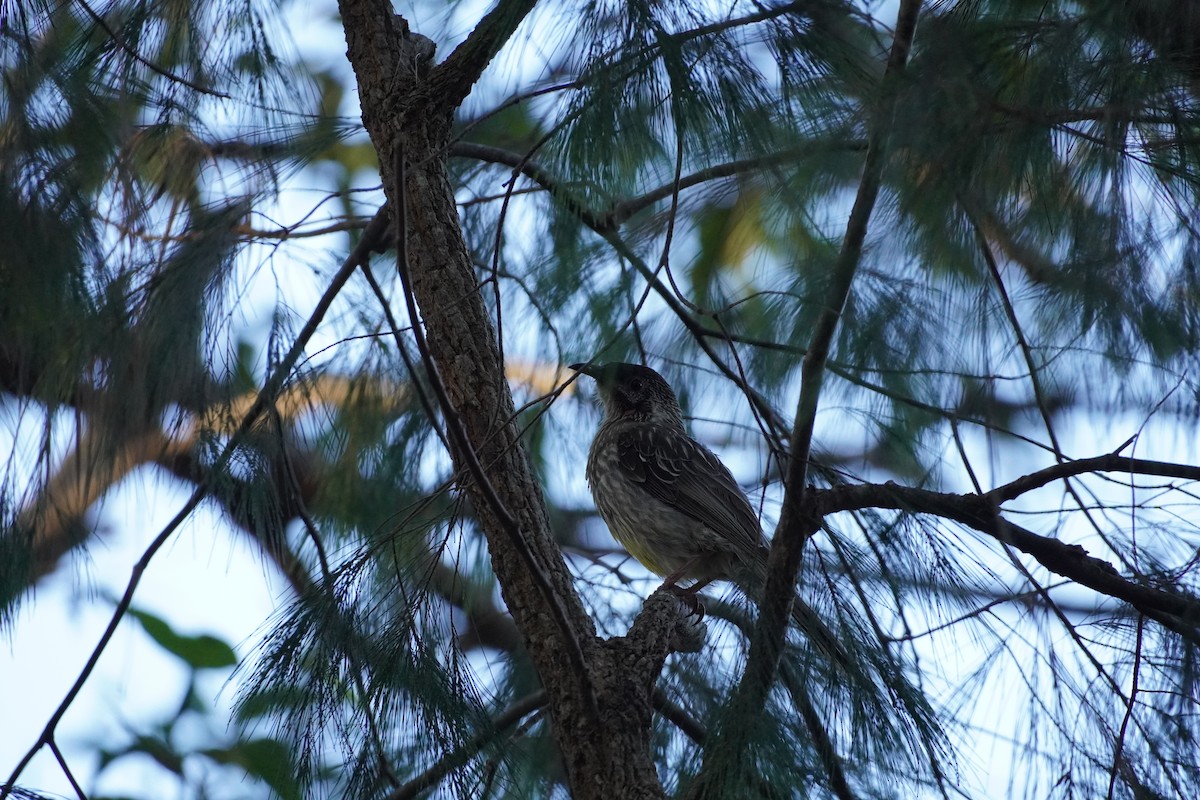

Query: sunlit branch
957 193 1057 284
10 206 453 602
11 374 402 592
15 428 188 585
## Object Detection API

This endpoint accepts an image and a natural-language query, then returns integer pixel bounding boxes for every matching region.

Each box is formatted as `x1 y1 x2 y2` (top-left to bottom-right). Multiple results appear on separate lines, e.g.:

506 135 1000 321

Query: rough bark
335 2 683 795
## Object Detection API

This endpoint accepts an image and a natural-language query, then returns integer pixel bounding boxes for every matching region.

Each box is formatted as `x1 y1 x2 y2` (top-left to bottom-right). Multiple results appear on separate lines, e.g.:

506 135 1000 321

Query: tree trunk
335 2 687 796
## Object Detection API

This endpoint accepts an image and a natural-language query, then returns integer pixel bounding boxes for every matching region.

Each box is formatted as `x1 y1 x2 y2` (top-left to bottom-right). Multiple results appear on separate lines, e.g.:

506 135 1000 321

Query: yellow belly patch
618 534 671 577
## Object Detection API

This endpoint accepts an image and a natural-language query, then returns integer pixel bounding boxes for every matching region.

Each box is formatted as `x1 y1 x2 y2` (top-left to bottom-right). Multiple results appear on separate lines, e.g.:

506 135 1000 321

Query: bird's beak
569 362 597 378
571 362 616 392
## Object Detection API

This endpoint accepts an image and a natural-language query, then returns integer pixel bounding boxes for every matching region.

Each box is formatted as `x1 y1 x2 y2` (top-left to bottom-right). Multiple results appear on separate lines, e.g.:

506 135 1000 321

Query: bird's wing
615 424 764 554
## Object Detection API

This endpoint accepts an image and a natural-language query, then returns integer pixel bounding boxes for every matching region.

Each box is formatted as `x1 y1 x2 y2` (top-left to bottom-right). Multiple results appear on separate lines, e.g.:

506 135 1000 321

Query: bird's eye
629 378 644 392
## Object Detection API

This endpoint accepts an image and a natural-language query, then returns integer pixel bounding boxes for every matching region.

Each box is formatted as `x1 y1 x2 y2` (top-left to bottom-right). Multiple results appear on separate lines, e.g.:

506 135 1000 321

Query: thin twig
1107 616 1144 800
75 0 229 98
688 2 924 795
970 220 1137 573
818 481 1200 632
270 407 402 789
358 261 454 454
450 140 864 232
987 453 1200 504
384 691 549 800
47 738 86 800
0 203 388 800
783 666 856 800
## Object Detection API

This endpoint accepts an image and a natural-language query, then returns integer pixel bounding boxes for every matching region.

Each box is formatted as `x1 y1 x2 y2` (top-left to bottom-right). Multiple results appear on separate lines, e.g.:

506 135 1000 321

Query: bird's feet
665 583 706 621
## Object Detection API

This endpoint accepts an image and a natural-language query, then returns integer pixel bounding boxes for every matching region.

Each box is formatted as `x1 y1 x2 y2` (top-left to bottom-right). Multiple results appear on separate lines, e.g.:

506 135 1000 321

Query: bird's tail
731 561 851 671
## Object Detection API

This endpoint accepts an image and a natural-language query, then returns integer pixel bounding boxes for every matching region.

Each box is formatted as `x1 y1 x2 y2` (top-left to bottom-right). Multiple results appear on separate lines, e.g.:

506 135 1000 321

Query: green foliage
202 738 303 800
5 0 1200 799
82 606 301 798
126 604 239 670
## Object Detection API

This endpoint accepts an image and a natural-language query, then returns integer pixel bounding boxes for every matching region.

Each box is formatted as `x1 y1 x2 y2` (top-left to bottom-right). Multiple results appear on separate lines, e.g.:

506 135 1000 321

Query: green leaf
234 684 309 723
203 738 300 800
128 734 186 775
234 339 259 393
127 606 238 670
98 733 185 777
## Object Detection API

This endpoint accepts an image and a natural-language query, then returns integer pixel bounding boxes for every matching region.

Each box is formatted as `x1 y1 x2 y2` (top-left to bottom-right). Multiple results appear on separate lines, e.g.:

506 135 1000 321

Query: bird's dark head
570 362 684 425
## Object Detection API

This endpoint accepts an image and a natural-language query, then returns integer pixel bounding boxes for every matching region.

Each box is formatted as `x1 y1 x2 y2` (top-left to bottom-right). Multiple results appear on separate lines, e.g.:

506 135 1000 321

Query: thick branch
818 483 1200 631
427 0 540 109
10 368 400 590
390 141 592 688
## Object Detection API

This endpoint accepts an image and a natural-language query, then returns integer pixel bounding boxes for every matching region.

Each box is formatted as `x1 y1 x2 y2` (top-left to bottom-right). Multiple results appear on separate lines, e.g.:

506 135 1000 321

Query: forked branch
818 477 1200 638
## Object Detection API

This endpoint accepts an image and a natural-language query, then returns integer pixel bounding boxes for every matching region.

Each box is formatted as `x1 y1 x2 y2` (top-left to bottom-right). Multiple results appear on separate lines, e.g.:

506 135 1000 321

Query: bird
570 361 848 666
